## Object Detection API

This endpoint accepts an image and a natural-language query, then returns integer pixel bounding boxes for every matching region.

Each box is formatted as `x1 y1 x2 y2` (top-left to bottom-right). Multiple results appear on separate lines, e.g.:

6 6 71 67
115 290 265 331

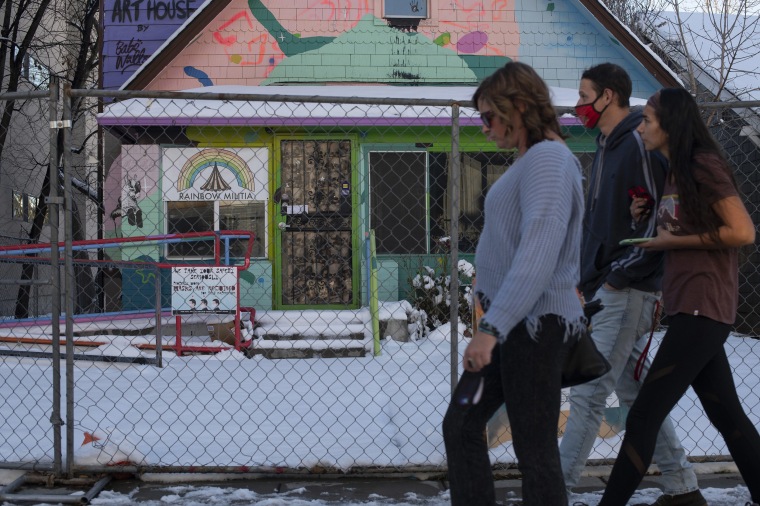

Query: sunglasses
480 111 495 128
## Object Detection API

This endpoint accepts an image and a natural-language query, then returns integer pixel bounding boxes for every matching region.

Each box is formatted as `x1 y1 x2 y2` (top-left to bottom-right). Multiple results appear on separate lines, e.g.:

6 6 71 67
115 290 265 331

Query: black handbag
562 329 610 388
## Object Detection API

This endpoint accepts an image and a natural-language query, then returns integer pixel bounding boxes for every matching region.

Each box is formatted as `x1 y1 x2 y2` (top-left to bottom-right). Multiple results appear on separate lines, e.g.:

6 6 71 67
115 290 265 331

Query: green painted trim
272 134 360 310
369 230 381 356
186 127 275 145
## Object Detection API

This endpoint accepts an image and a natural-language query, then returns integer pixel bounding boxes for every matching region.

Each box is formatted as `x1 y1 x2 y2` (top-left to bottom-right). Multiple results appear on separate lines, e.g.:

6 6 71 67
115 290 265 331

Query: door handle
278 222 289 231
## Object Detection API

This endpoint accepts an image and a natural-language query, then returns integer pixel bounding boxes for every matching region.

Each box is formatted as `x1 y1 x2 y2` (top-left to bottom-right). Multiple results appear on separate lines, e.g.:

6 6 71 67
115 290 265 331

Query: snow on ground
1 302 759 504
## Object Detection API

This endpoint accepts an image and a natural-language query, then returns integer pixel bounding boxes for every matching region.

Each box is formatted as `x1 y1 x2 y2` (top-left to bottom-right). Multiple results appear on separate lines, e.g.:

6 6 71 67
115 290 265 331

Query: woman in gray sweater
442 62 585 505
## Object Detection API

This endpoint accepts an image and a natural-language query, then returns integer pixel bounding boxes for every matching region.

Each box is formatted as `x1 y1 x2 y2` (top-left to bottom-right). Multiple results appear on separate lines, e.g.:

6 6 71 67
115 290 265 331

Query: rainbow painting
178 149 255 192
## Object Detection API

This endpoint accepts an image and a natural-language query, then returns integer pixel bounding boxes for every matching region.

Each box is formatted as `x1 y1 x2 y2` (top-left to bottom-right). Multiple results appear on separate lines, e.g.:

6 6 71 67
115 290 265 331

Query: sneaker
637 490 707 506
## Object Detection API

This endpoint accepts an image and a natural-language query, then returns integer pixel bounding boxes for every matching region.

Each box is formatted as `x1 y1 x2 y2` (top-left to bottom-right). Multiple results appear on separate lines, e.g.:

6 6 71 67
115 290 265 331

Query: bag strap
634 299 661 381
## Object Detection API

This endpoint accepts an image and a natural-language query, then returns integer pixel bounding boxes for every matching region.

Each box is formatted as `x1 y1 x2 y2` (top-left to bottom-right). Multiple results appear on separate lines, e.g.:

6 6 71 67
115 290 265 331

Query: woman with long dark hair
442 62 585 505
598 88 760 506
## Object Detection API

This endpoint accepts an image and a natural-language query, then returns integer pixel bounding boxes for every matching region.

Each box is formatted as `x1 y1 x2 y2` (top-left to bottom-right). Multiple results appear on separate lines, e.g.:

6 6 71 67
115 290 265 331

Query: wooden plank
133 343 230 354
0 336 106 347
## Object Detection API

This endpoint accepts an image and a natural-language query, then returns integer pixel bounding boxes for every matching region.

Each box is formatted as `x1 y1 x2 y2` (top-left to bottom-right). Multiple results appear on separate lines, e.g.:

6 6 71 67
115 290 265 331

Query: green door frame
272 134 360 310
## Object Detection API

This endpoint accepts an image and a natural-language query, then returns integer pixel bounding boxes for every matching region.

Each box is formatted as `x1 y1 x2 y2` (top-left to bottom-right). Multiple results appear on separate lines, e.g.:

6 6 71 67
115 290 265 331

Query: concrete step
244 343 367 359
246 309 375 359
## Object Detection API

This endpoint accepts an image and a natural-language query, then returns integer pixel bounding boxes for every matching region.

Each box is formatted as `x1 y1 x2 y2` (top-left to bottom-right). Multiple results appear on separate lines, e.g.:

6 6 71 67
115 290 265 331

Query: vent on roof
384 0 427 19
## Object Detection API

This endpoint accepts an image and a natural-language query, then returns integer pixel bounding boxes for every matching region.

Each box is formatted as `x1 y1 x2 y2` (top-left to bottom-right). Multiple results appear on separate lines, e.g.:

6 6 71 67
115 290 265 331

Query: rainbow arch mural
162 147 269 201
179 149 256 192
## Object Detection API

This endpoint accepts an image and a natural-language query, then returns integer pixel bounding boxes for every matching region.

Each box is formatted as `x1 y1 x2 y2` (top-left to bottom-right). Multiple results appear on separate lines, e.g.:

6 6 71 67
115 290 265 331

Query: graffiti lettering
111 0 144 23
115 38 148 73
110 0 195 23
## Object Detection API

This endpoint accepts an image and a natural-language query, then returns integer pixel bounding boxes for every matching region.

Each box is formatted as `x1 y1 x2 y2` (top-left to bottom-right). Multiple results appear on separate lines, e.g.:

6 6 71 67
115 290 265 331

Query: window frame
368 149 430 255
12 190 39 223
165 200 267 261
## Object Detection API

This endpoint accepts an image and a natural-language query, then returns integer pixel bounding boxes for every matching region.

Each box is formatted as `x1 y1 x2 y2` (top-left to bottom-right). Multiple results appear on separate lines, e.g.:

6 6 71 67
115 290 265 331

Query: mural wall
132 0 660 98
144 0 519 89
105 145 160 240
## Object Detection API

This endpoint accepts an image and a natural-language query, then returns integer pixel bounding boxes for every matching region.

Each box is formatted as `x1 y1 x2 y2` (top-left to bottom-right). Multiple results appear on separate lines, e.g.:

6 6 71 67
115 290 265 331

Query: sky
0 303 758 505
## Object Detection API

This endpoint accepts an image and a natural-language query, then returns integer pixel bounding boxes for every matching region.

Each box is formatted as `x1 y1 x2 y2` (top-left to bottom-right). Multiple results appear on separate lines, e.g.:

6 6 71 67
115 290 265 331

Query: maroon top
657 152 740 324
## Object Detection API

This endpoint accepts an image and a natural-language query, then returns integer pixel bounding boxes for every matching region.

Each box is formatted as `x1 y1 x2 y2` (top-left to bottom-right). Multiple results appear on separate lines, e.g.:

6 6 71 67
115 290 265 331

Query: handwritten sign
171 266 237 315
101 0 199 89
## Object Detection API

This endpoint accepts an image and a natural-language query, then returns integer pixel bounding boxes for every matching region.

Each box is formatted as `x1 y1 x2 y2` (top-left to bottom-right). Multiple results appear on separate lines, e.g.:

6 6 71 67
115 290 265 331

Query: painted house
98 0 678 318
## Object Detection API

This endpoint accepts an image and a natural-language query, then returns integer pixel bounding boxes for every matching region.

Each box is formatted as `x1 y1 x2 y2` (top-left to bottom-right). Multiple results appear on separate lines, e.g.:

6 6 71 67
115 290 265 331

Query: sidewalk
102 462 750 505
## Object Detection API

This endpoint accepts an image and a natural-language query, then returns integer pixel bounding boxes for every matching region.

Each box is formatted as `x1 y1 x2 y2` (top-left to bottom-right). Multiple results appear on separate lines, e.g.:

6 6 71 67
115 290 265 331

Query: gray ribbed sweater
476 140 585 342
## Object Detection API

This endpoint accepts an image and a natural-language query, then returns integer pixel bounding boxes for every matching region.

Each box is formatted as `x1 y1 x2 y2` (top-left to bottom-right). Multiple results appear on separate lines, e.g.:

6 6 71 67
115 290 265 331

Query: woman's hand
639 196 755 251
463 331 498 372
636 226 672 250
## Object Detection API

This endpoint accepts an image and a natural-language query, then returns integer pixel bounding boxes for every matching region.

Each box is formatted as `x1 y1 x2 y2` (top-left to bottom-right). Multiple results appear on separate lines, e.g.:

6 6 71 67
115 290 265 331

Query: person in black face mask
559 63 706 506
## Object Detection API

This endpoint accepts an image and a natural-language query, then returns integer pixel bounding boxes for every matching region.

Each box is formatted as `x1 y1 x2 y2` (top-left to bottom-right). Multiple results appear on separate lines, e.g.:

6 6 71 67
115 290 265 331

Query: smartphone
619 237 653 246
454 372 485 406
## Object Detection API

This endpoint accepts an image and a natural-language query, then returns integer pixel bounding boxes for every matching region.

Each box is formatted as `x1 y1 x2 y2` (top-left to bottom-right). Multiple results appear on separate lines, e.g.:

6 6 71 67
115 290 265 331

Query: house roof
575 0 680 88
120 0 681 92
97 85 649 129
120 0 218 91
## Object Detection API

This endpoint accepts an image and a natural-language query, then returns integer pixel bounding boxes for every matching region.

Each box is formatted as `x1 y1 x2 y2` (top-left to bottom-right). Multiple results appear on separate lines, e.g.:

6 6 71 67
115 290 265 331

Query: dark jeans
443 315 571 506
599 314 760 505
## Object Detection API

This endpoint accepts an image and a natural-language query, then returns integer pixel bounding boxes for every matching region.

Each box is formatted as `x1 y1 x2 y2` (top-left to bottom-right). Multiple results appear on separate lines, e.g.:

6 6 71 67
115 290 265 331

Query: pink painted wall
143 0 519 90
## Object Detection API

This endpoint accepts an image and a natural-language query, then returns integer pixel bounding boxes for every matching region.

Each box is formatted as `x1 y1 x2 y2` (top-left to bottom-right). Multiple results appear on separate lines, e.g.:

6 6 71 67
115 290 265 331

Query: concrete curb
102 463 748 503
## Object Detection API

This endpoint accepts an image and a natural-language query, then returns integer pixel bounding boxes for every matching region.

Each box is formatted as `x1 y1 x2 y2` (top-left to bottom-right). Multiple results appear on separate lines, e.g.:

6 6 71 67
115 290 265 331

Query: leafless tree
607 0 760 105
0 0 100 317
603 0 671 36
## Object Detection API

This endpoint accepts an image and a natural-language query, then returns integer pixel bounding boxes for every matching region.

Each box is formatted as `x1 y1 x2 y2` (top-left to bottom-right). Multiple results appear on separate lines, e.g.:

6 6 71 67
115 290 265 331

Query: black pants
600 313 760 505
443 315 571 506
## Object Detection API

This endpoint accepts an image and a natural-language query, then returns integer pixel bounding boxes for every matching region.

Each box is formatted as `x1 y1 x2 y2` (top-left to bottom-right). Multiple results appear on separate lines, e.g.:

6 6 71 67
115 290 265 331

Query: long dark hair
648 87 737 242
472 62 565 149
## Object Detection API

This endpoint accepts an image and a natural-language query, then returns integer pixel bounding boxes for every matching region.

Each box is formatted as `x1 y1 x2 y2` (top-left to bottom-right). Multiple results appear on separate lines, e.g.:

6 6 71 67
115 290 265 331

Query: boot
636 490 707 506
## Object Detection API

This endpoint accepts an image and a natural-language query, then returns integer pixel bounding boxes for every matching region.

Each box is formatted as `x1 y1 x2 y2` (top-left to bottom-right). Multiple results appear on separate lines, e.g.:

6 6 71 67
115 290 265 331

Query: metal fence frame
0 84 758 480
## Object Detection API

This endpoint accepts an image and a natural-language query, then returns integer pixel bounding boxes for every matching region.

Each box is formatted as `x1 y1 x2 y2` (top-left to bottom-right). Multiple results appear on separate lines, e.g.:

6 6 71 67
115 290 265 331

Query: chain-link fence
1 86 759 479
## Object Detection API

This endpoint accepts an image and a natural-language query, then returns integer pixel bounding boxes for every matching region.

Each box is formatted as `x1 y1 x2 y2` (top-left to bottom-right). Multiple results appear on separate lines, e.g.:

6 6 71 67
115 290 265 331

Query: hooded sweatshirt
578 110 667 300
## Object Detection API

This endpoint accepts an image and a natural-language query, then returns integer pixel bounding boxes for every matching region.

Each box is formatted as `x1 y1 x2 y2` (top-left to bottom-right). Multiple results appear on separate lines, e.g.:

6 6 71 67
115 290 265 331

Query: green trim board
272 134 361 310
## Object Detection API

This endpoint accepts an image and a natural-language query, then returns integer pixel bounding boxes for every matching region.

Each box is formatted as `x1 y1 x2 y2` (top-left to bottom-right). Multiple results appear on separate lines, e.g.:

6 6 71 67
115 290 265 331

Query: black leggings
599 313 760 505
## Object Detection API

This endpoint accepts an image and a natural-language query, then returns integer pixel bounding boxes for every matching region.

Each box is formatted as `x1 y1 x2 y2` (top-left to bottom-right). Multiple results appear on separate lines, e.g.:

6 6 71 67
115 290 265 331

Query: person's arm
640 195 755 250
605 149 664 290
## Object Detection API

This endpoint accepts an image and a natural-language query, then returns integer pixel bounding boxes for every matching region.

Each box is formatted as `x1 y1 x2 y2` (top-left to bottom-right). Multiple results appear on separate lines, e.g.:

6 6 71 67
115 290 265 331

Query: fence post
62 83 75 478
450 104 461 393
47 76 64 477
